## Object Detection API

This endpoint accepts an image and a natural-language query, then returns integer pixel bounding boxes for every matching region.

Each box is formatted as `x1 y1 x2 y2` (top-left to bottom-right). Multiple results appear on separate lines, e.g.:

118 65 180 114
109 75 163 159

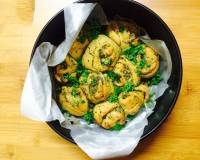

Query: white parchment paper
21 42 65 123
21 2 172 160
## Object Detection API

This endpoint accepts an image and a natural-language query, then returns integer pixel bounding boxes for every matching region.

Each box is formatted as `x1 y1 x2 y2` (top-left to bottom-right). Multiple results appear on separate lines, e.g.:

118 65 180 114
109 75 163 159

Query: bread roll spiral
82 35 121 72
80 72 114 104
140 46 159 78
113 56 140 86
93 102 125 129
69 38 89 60
54 55 77 83
59 86 88 116
107 20 137 49
119 84 149 115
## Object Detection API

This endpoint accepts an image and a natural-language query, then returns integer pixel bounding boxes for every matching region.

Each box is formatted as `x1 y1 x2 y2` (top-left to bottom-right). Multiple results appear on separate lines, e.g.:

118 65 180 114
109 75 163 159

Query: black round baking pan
30 0 182 144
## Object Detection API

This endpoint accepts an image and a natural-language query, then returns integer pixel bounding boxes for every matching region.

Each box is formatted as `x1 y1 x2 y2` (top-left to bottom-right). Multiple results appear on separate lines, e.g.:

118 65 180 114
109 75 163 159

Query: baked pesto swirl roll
59 86 88 116
69 37 89 60
139 46 159 78
69 25 90 60
82 35 121 72
93 102 125 129
118 84 149 115
80 72 114 104
54 55 77 83
107 20 137 49
113 56 141 87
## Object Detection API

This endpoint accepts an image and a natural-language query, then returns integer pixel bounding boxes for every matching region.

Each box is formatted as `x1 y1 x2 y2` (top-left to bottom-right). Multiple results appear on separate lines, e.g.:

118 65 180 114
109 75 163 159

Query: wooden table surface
0 0 200 159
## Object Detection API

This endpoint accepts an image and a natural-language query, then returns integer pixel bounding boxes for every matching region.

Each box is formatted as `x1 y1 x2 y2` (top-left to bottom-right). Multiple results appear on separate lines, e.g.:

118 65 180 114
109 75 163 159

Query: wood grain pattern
0 0 200 159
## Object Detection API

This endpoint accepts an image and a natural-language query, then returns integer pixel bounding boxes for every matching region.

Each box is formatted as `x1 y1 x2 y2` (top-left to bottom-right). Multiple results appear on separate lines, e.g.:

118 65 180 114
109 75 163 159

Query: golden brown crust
54 55 77 83
93 102 125 129
118 83 149 115
80 72 114 104
107 20 137 49
59 86 88 116
69 38 89 60
113 56 141 86
140 46 159 78
82 35 121 72
119 91 144 116
69 24 90 60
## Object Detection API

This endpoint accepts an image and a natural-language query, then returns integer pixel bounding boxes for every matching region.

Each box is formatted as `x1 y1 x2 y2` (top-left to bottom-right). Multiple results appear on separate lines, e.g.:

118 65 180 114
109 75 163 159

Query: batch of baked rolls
55 20 160 130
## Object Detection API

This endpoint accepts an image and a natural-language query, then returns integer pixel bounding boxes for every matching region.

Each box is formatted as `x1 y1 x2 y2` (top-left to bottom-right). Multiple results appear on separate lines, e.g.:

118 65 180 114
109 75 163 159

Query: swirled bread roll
69 38 89 60
80 72 114 104
119 84 149 115
59 86 88 116
140 46 159 78
93 102 125 129
69 25 90 60
113 56 140 86
119 91 144 116
107 20 137 49
82 35 121 72
55 55 77 83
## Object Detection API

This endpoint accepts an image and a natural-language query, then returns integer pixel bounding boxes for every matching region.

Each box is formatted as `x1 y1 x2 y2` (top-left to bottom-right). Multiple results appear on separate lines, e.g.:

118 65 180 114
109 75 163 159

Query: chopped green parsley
91 77 97 86
111 123 124 131
127 114 137 120
71 87 78 97
84 111 94 124
76 59 87 75
108 87 122 103
108 94 118 103
76 59 89 84
147 72 162 86
63 74 79 87
122 81 134 92
80 70 89 84
139 57 147 69
123 44 144 63
108 81 134 103
107 71 121 82
136 68 142 76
